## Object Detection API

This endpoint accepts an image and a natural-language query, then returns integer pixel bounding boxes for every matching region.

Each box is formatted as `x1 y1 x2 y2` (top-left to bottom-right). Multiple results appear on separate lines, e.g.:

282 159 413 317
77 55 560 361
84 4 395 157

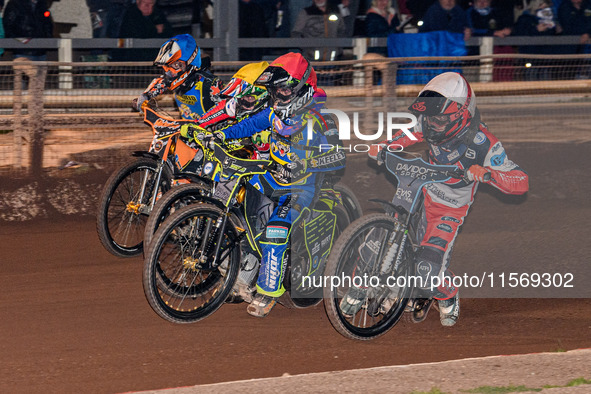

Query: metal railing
0 53 590 175
0 35 587 63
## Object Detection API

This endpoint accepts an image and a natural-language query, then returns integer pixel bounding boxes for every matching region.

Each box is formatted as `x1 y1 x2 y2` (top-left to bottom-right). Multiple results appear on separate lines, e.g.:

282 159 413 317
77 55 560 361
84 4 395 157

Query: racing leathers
141 66 222 120
220 99 346 297
370 110 528 299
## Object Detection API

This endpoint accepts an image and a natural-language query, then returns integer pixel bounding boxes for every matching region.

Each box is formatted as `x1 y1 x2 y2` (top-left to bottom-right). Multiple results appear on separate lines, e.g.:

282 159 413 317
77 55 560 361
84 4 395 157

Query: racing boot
247 293 277 318
339 287 367 318
437 291 460 327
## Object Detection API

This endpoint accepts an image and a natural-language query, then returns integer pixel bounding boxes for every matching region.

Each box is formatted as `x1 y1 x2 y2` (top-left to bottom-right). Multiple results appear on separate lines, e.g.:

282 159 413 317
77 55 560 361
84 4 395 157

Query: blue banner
387 31 467 85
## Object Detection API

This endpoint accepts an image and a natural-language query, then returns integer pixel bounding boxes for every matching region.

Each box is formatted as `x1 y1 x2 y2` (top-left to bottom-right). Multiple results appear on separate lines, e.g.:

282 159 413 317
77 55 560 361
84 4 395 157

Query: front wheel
323 213 412 340
143 182 210 249
143 203 240 323
96 157 171 257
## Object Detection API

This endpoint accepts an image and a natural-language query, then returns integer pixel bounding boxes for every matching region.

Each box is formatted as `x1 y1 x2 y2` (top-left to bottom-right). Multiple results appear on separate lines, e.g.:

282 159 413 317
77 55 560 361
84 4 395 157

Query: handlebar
441 168 491 182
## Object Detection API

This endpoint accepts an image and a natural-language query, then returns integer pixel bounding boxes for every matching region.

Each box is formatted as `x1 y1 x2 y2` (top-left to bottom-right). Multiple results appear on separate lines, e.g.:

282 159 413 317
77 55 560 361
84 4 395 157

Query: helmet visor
268 86 293 105
425 114 452 133
409 91 458 116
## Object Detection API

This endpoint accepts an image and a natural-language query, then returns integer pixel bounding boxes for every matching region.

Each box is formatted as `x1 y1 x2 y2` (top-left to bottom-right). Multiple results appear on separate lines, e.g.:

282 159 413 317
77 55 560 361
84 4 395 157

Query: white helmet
409 72 476 145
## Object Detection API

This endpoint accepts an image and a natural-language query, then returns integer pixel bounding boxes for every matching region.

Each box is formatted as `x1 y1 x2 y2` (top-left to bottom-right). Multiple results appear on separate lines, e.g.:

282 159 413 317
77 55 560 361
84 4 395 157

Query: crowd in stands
0 0 589 77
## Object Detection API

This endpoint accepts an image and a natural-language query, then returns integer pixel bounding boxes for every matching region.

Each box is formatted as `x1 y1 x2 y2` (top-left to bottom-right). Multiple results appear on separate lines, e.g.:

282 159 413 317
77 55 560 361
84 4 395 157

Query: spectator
86 0 111 38
108 0 134 38
407 0 436 22
256 0 291 38
557 0 591 57
513 0 560 80
119 0 173 39
292 0 350 61
115 0 174 61
366 0 401 55
201 0 214 38
467 0 515 80
239 0 269 60
491 0 521 27
420 0 472 40
468 0 513 37
3 0 54 61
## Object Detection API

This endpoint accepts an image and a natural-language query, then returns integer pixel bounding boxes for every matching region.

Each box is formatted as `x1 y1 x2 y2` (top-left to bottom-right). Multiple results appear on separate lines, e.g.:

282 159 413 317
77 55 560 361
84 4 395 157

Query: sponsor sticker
203 162 214 175
266 225 289 239
491 151 507 166
474 131 486 145
436 223 453 233
441 216 461 223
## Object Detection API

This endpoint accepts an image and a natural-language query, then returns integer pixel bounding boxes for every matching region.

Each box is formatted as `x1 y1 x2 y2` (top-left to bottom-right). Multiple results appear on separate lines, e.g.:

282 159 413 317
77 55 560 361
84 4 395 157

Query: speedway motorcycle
323 151 489 340
142 165 362 252
142 139 355 323
96 102 253 258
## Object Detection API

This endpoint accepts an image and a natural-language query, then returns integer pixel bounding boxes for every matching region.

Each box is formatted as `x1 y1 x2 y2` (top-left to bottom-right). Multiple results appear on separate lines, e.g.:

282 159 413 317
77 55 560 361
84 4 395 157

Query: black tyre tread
288 205 351 309
142 203 240 324
334 182 363 221
96 157 164 258
323 213 408 341
143 182 209 249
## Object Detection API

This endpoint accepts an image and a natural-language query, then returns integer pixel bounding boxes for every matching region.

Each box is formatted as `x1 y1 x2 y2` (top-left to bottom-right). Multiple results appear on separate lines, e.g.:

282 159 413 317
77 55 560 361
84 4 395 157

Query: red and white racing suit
370 114 529 298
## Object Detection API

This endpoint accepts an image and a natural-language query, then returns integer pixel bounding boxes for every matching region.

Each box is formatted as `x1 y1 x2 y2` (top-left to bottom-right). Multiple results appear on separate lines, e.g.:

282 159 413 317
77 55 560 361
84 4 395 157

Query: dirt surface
0 141 590 393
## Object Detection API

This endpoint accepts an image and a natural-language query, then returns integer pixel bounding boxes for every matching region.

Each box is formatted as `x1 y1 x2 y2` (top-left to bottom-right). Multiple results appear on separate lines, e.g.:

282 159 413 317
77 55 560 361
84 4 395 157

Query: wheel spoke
143 204 240 323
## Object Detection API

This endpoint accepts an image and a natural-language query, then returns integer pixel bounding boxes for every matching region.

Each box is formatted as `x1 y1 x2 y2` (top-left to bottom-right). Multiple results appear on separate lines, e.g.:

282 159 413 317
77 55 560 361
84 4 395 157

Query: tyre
286 204 351 308
323 213 412 340
143 203 240 323
143 182 210 249
96 157 171 258
334 182 363 222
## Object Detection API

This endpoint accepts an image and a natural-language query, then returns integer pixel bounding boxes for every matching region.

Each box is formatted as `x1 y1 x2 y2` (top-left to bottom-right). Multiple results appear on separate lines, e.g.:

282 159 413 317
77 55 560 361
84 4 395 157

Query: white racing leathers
373 116 528 299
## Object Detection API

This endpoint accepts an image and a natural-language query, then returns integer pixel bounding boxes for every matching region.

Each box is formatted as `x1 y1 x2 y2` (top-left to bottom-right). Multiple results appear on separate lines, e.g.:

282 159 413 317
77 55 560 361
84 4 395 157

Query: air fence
0 53 589 175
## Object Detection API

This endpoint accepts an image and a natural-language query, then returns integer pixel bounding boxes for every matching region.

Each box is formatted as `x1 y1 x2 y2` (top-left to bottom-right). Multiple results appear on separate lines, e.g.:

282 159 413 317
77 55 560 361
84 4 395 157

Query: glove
180 124 198 140
197 130 225 149
133 93 149 112
290 156 307 178
368 143 386 161
466 165 491 183
202 131 225 143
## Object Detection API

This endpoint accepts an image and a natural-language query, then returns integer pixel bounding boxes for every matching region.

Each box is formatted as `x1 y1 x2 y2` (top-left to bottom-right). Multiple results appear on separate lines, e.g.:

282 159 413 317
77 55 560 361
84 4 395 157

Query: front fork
131 161 165 215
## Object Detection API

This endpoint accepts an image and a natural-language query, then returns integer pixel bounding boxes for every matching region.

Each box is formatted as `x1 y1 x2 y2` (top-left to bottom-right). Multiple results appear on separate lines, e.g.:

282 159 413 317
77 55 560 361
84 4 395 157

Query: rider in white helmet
354 72 529 326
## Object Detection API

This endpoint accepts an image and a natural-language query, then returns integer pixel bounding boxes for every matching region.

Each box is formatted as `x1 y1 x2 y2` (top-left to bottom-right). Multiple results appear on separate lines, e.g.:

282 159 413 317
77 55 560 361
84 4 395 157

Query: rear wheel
286 205 351 308
143 204 240 323
323 213 412 340
96 158 171 257
334 182 363 222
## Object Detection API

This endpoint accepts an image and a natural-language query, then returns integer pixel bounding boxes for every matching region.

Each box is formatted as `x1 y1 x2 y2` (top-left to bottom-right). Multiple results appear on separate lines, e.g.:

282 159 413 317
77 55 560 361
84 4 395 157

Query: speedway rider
193 61 272 158
349 72 529 326
205 53 346 317
133 34 222 119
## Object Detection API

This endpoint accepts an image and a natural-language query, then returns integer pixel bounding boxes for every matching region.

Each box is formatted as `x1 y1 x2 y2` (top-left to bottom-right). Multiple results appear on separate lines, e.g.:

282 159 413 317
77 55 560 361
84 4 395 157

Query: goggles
162 60 185 74
269 86 293 104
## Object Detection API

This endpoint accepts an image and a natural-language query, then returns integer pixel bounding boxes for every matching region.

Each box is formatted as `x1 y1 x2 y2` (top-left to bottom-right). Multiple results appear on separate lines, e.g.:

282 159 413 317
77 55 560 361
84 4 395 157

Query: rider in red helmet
213 52 346 317
355 72 529 326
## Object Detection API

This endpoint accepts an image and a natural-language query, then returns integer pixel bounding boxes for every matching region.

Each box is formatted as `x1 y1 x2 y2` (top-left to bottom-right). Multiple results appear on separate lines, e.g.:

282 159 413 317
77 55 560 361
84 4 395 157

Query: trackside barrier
0 54 589 175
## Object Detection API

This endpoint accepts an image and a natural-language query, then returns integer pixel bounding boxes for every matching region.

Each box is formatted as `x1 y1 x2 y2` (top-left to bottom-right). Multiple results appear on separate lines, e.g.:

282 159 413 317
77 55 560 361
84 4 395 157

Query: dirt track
0 141 590 393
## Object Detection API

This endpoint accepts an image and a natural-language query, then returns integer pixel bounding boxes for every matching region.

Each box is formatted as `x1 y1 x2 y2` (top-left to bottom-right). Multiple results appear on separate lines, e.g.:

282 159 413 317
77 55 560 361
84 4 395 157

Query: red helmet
409 72 476 145
255 52 317 120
